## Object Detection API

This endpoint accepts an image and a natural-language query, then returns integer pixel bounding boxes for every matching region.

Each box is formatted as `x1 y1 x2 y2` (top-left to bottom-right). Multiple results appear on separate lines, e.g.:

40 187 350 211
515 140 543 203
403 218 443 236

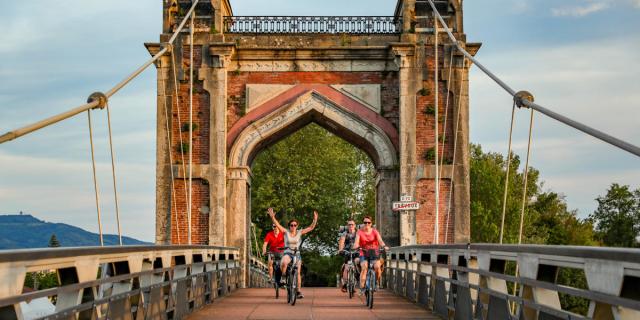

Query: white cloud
552 2 611 17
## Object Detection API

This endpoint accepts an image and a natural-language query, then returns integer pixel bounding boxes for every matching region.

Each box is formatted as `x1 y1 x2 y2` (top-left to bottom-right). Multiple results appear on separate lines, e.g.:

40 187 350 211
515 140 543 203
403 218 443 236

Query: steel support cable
187 13 194 245
438 48 454 243
171 49 189 245
0 0 201 145
105 103 123 245
87 110 104 246
161 76 181 245
424 0 640 158
444 54 465 244
433 13 440 244
499 102 517 244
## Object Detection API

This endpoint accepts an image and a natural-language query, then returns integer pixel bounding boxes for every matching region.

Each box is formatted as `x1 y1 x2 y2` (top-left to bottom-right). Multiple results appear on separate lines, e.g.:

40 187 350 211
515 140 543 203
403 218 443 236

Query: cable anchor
87 92 108 110
514 91 534 109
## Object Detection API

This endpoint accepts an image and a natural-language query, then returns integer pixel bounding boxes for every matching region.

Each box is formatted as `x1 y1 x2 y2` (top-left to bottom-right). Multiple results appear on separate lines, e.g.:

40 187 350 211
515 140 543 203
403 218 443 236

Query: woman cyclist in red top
352 216 389 293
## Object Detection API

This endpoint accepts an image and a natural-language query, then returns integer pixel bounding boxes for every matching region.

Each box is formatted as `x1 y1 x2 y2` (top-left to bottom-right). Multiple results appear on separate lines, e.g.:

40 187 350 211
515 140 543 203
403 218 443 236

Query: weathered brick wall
170 178 210 244
226 72 400 131
171 45 210 166
415 44 457 244
416 179 454 244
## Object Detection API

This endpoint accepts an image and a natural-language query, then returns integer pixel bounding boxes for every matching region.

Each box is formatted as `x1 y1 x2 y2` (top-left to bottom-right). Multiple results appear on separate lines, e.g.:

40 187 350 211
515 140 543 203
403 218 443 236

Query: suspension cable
187 12 194 245
444 53 464 244
171 49 190 245
161 73 181 245
87 109 104 246
518 109 535 245
0 0 201 145
433 13 440 244
498 102 517 244
423 0 640 158
105 102 123 245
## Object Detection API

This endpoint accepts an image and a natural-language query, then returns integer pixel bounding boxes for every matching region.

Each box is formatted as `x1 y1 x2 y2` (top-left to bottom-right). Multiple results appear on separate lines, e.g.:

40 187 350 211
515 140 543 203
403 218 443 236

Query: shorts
343 252 359 263
360 248 379 262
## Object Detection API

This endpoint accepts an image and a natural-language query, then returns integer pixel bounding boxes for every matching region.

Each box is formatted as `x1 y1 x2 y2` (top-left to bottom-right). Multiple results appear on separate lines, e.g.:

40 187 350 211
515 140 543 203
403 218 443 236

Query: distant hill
0 214 149 249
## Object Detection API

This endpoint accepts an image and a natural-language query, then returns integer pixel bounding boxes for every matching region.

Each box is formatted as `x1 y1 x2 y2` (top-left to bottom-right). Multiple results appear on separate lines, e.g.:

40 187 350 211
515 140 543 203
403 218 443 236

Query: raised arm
267 208 286 233
301 211 318 235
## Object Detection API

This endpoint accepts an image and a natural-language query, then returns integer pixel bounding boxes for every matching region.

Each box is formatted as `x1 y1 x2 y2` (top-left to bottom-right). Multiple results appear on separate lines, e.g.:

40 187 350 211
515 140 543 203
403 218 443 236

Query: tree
250 123 376 285
469 144 539 243
589 183 640 247
48 234 61 247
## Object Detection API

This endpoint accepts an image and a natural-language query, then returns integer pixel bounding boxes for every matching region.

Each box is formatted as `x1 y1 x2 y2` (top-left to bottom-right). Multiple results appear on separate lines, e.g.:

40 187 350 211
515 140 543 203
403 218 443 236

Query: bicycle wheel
347 267 354 299
367 269 375 309
290 267 298 306
286 270 293 304
274 280 279 299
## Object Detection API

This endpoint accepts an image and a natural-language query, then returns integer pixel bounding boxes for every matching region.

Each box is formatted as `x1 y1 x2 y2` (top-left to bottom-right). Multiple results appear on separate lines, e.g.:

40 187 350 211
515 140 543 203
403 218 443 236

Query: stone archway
226 84 400 281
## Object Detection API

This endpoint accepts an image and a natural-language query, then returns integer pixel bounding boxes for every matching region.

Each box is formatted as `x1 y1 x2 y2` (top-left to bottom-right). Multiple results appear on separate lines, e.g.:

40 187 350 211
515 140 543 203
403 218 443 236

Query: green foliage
251 123 376 257
419 88 431 96
301 250 343 287
589 183 640 247
177 142 189 154
423 147 436 162
424 104 436 115
24 271 59 290
48 234 60 247
181 122 198 132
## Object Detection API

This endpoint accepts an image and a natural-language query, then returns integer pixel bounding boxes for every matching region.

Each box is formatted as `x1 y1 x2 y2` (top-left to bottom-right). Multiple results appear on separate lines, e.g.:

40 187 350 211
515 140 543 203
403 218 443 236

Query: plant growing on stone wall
177 142 190 154
233 68 241 76
419 87 431 96
438 135 447 144
340 33 352 47
209 24 218 34
423 147 436 162
181 122 198 132
424 104 435 115
238 100 247 117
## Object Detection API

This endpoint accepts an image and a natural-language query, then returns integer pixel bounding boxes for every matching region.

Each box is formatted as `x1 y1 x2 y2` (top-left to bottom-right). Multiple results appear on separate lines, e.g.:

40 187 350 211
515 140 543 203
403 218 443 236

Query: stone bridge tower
150 0 478 282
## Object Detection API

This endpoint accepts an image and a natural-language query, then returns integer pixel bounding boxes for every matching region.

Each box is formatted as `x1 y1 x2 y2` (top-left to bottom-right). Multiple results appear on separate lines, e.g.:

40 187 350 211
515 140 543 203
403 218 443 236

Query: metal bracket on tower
514 91 534 109
87 92 108 110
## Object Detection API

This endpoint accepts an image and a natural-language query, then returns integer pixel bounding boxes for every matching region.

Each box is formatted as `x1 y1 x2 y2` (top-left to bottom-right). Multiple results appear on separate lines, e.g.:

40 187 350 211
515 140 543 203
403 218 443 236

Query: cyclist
262 223 285 283
338 218 359 292
352 216 389 295
267 207 318 299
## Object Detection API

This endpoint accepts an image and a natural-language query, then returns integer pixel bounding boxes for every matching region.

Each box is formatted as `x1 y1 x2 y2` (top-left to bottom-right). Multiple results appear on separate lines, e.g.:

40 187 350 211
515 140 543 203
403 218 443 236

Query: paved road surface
186 288 439 320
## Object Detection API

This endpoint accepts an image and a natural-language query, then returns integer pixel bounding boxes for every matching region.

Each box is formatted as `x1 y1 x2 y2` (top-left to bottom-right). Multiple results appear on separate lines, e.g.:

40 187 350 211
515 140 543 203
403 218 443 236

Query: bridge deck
186 288 439 320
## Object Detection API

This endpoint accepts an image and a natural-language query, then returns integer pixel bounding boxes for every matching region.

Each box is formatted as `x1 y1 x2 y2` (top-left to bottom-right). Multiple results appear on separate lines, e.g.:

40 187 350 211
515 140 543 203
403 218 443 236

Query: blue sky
0 0 638 242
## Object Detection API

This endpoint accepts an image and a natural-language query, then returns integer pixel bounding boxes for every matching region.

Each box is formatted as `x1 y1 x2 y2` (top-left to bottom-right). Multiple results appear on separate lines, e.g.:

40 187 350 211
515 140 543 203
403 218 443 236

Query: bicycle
279 246 302 306
340 249 360 299
267 252 283 299
362 248 385 309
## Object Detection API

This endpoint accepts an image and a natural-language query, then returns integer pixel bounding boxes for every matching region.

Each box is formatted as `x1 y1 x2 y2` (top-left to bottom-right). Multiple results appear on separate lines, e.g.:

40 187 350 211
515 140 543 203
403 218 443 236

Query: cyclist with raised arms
352 216 389 295
268 207 318 299
262 223 285 283
338 218 359 293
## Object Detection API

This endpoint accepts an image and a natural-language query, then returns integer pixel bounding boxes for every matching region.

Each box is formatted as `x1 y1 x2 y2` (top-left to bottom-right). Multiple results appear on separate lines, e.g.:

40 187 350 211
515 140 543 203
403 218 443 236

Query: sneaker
341 284 347 293
297 291 304 299
358 288 364 296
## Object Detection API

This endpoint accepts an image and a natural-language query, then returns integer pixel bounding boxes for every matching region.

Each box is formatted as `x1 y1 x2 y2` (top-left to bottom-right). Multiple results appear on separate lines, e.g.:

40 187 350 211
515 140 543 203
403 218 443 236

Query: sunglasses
289 224 298 227
363 221 372 224
272 225 276 228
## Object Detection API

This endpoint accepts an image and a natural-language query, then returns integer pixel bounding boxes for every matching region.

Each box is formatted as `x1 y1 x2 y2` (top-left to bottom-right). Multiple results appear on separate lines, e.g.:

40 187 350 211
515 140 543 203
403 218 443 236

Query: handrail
386 244 640 319
0 245 241 320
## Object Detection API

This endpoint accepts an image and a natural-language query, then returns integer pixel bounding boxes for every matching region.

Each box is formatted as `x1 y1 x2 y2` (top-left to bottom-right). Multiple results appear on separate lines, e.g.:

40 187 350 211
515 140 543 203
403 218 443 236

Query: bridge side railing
249 256 270 288
0 245 240 320
386 244 640 320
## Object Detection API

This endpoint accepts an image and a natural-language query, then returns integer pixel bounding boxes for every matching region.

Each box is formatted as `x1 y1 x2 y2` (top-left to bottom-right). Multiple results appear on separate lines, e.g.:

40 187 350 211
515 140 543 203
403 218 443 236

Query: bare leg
359 260 368 289
374 260 382 287
268 258 273 279
296 260 303 293
281 255 291 281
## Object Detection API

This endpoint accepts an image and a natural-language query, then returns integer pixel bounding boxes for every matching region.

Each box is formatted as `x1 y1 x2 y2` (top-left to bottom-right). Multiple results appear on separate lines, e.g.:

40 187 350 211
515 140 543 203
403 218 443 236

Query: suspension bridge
1 0 639 319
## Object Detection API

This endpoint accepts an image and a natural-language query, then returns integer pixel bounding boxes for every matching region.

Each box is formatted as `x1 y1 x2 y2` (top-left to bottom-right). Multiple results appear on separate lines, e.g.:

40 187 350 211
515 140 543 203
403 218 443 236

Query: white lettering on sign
400 195 413 202
392 201 420 211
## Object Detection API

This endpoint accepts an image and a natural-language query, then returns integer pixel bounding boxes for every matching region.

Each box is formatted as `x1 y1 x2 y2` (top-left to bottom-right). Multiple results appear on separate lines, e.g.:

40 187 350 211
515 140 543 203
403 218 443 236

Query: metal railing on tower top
223 16 402 34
